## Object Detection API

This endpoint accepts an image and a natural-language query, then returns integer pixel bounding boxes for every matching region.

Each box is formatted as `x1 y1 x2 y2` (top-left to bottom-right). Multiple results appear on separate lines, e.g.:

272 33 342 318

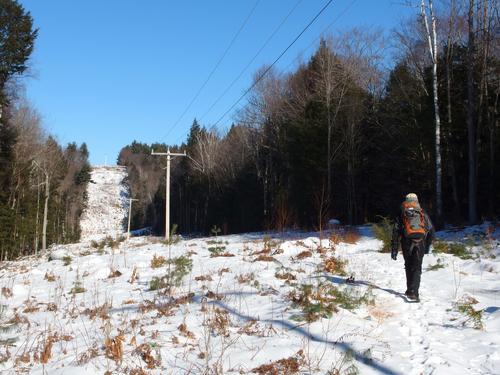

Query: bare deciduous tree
33 138 64 253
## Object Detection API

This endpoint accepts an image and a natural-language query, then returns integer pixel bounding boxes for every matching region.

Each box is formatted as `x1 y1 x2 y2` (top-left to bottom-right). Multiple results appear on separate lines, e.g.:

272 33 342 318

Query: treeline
121 1 499 236
0 0 91 260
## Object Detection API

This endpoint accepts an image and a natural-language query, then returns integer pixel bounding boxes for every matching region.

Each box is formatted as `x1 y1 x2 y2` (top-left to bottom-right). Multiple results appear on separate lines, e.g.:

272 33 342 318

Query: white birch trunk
421 0 442 222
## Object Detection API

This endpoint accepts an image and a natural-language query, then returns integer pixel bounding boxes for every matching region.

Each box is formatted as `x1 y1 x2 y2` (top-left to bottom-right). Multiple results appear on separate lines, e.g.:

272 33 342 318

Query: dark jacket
391 205 435 253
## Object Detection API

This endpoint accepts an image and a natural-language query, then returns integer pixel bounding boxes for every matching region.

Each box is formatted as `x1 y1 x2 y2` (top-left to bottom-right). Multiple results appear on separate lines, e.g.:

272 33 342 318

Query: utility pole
127 198 138 239
151 148 186 240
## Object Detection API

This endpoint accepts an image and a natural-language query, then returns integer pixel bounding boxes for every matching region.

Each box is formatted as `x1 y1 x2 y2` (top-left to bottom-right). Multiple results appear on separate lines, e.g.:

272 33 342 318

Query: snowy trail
79 166 129 242
338 233 500 374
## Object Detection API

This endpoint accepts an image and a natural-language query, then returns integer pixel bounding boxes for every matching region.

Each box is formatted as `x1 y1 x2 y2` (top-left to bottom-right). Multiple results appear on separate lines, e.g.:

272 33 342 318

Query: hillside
0 168 499 374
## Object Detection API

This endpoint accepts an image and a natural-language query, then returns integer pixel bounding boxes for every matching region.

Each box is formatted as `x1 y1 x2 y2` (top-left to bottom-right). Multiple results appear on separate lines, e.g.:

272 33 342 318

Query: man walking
391 193 435 302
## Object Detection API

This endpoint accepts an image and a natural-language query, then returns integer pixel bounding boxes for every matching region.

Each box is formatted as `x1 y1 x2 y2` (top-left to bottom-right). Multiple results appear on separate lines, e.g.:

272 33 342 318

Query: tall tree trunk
347 156 355 225
346 120 357 225
490 91 498 214
42 173 50 253
467 0 478 224
327 97 332 204
421 0 443 225
446 55 460 220
445 0 460 221
35 176 40 255
491 119 497 211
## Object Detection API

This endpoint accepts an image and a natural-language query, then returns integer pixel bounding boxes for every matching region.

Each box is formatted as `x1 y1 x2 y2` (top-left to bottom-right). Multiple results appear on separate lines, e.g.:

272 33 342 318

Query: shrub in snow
62 255 72 266
149 255 193 291
48 248 71 261
455 295 484 330
433 240 472 260
150 254 167 268
288 282 373 322
372 217 393 252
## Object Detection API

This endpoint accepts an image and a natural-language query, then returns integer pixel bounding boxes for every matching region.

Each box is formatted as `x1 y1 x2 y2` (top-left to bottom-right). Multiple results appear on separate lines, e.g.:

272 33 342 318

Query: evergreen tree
0 0 38 101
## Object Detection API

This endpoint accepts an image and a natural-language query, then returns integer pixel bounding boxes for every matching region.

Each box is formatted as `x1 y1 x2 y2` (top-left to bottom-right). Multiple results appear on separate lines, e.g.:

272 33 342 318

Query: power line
174 0 357 146
211 0 334 129
160 0 260 142
282 0 358 73
199 0 303 123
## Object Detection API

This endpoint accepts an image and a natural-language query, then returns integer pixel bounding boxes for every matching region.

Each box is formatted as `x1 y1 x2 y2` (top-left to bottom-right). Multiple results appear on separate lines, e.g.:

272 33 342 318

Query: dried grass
254 255 275 262
128 266 138 283
104 334 124 363
40 335 54 364
84 303 111 320
178 323 196 339
210 252 235 258
134 343 161 369
195 274 213 282
275 271 296 281
252 350 304 374
108 270 122 278
343 229 361 244
236 273 255 284
296 250 312 260
321 256 347 276
1 287 13 298
150 254 167 268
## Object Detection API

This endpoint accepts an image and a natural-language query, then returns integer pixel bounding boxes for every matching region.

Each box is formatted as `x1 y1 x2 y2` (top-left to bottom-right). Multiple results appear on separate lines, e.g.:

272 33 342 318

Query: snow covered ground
0 225 498 374
79 166 129 242
0 168 498 374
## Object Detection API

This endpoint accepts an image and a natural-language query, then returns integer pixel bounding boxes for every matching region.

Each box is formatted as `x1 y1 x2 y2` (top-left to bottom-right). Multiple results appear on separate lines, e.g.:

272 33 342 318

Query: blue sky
20 0 414 165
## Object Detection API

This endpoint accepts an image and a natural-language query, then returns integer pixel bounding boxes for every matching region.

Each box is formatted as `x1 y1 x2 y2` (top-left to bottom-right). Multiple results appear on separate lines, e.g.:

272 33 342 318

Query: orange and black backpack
401 201 427 241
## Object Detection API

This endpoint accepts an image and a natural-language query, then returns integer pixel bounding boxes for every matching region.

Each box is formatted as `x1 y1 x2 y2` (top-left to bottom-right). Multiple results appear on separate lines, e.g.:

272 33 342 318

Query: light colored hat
405 193 418 202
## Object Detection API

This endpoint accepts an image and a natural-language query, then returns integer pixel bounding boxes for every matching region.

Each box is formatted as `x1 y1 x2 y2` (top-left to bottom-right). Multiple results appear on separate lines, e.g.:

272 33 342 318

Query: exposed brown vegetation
23 303 40 314
321 256 347 276
104 334 124 363
210 252 235 258
236 272 254 284
210 308 231 337
195 274 213 282
134 343 160 369
84 303 110 320
342 228 361 244
129 368 148 375
15 352 30 366
254 255 275 262
205 290 224 300
1 287 13 298
40 335 54 364
76 345 99 365
296 250 312 260
108 269 122 278
252 350 304 374
150 254 167 268
178 323 195 339
275 271 296 281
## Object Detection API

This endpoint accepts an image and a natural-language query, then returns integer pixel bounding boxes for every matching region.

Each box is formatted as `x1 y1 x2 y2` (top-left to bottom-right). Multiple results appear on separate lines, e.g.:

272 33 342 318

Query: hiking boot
406 292 419 302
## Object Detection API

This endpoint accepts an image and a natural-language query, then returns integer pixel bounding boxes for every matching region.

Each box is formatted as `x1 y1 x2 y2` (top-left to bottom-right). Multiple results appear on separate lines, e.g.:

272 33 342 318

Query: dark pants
402 239 425 295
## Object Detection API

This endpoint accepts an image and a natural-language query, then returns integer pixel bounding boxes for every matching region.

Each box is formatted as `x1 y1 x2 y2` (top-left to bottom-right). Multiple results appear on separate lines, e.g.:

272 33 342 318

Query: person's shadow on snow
322 275 410 303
